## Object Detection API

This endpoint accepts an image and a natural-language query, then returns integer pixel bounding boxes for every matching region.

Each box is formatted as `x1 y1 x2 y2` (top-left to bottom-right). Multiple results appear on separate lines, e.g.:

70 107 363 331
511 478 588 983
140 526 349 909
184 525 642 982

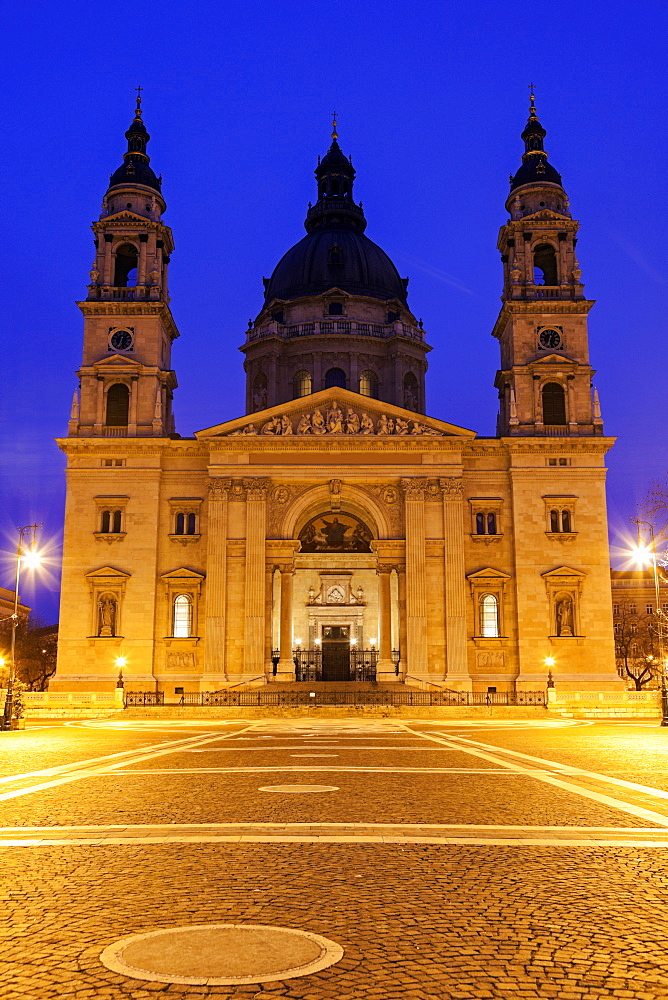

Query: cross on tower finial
331 111 338 142
135 85 143 118
528 82 537 116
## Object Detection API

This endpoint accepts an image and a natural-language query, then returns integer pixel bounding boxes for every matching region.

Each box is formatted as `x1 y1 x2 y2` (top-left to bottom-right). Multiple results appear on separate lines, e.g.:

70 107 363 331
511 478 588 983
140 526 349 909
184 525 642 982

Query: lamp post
3 524 42 730
632 519 668 727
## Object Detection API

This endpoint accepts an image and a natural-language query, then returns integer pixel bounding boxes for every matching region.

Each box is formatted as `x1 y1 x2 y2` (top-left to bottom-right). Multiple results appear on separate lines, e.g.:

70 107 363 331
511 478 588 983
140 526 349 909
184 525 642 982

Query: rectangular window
613 603 620 615
646 604 653 615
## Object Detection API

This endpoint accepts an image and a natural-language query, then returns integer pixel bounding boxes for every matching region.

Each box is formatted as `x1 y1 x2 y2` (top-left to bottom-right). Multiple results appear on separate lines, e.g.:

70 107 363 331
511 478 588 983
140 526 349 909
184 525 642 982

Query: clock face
110 329 133 351
538 328 562 350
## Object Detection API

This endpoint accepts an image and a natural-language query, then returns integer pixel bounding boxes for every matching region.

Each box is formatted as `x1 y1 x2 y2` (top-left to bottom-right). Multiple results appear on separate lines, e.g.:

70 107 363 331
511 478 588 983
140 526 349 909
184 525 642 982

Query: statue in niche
98 595 117 637
326 405 343 433
556 596 574 637
297 413 312 434
253 386 267 411
360 412 374 434
311 409 326 434
404 383 418 411
345 408 360 434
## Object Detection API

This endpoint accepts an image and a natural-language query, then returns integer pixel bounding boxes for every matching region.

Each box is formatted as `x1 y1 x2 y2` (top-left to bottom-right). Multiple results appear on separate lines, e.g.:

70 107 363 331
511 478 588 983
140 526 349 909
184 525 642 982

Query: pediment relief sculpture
230 402 445 437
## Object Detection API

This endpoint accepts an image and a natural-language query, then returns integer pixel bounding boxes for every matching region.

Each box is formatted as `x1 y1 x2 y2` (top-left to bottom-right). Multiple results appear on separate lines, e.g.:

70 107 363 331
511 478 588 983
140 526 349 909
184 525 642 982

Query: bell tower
493 91 603 437
70 92 179 438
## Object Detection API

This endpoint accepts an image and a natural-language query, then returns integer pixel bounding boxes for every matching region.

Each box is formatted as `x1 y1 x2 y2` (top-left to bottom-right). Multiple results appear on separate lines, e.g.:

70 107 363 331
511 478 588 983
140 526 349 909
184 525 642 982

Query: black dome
108 159 162 192
265 226 408 304
510 157 562 192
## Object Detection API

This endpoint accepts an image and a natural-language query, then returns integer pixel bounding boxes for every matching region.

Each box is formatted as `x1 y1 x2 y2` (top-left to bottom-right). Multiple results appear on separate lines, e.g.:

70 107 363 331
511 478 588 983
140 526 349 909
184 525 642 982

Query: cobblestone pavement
2 717 668 999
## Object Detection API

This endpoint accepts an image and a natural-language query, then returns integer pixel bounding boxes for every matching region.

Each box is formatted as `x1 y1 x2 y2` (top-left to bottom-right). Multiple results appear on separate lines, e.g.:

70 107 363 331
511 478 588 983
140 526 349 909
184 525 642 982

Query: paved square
2 716 668 998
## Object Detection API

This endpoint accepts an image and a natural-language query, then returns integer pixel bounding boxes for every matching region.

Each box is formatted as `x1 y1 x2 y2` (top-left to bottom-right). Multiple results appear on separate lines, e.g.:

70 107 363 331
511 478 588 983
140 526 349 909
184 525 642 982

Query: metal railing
124 689 546 708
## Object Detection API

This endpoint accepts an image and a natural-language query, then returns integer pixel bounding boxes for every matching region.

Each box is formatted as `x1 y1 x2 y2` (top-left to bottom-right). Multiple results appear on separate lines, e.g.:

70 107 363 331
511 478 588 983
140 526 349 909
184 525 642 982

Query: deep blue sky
1 0 666 621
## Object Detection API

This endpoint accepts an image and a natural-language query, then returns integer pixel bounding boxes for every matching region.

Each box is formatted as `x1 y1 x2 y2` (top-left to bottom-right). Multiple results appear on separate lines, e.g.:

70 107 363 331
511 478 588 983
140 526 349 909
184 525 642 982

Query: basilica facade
52 96 622 695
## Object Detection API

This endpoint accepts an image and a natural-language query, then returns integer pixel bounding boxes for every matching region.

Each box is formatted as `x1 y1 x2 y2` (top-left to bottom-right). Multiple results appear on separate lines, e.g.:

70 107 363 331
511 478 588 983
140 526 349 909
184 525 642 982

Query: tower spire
331 111 338 142
134 85 143 119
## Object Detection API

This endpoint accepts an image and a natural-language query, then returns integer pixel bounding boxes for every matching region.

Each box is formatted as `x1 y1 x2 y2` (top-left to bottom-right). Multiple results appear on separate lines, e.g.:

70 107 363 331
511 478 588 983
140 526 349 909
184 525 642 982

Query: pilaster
441 477 471 690
401 478 427 677
203 478 231 681
243 478 269 677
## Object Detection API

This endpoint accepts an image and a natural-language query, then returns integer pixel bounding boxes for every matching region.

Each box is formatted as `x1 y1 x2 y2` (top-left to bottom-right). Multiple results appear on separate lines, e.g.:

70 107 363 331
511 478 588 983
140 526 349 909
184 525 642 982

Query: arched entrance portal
272 506 400 683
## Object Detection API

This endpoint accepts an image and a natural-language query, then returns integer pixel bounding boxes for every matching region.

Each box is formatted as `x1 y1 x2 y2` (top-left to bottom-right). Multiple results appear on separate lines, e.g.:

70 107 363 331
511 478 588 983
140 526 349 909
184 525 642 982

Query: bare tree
614 603 659 690
0 613 58 692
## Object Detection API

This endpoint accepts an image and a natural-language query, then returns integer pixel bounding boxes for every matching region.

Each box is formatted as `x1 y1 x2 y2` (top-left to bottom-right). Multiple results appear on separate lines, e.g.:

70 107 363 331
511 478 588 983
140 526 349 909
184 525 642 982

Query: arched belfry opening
272 499 400 684
114 243 139 287
533 243 558 286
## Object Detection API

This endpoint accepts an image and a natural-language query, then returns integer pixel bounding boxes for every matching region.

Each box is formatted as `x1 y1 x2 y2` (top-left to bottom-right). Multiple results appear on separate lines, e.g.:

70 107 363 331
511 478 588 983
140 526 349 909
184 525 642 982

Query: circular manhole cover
100 923 344 986
258 784 339 793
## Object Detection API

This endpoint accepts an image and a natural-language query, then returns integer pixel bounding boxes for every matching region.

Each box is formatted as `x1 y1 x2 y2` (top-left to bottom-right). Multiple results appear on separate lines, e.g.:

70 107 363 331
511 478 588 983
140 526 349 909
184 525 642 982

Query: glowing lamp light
350 637 357 645
21 550 42 569
314 637 321 646
115 656 127 668
544 656 556 667
295 638 302 648
631 543 652 567
369 638 377 647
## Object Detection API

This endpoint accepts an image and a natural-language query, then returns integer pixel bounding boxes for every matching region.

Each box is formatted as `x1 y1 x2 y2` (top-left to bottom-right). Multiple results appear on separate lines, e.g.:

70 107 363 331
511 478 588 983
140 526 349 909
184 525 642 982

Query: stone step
265 681 406 693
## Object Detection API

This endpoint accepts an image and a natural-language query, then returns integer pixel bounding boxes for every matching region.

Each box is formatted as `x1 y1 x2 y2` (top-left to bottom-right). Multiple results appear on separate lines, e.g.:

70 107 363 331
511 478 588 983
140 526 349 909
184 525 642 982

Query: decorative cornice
77 300 180 343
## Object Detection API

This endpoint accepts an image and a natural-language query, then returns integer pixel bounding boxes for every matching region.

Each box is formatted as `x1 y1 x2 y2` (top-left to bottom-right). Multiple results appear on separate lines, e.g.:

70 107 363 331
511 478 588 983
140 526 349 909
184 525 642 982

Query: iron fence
125 688 546 708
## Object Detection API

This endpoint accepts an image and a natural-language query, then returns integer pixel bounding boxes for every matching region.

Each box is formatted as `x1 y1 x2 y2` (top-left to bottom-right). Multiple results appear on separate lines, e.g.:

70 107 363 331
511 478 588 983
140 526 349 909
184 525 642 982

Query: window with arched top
293 370 312 399
403 372 419 411
549 508 573 533
114 243 139 287
106 383 129 427
325 367 346 389
175 512 185 535
173 594 193 637
187 512 196 534
359 370 379 398
533 243 558 285
480 594 499 637
542 382 566 425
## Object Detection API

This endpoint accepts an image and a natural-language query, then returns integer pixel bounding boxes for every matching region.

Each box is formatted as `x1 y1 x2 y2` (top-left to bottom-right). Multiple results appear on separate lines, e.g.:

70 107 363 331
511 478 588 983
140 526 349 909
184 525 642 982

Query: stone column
401 479 428 677
204 478 231 680
128 376 138 435
138 236 148 286
277 563 296 680
376 563 396 681
95 377 104 432
244 478 269 677
397 565 407 677
265 563 275 677
441 477 471 689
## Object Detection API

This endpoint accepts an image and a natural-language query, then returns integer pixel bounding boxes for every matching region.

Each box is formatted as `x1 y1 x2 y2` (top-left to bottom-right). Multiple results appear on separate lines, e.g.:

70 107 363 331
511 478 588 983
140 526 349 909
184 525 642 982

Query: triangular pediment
541 565 587 580
91 354 145 372
520 208 571 222
195 388 476 440
530 354 578 367
104 210 150 222
467 567 512 581
160 567 206 582
85 565 131 581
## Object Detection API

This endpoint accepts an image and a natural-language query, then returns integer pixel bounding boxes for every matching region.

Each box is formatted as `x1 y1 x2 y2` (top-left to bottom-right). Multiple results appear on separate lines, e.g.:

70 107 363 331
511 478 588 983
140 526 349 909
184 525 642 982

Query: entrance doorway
322 625 350 681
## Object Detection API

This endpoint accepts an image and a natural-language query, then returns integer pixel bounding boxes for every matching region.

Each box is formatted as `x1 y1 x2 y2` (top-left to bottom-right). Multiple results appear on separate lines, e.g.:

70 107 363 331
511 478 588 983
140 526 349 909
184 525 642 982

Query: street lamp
3 524 43 730
631 518 668 727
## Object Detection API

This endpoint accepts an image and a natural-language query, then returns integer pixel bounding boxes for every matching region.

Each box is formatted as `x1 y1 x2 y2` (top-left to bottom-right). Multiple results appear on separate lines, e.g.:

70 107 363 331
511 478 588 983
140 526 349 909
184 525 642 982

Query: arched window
487 513 497 535
561 509 571 533
533 243 558 285
173 594 193 638
550 509 560 532
325 367 346 389
359 370 379 398
187 512 197 534
542 382 566 425
475 513 485 535
106 383 129 427
403 372 419 411
549 508 573 533
113 243 139 287
480 594 499 637
112 510 122 533
101 510 111 533
293 370 312 398
252 373 267 411
175 512 185 535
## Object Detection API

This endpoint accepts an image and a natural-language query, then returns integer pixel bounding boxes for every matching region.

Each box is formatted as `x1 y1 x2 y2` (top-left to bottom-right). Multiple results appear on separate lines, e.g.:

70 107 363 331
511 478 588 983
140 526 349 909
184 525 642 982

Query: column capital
400 477 428 501
439 476 464 500
277 562 295 576
243 477 270 501
377 563 395 575
207 477 232 501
